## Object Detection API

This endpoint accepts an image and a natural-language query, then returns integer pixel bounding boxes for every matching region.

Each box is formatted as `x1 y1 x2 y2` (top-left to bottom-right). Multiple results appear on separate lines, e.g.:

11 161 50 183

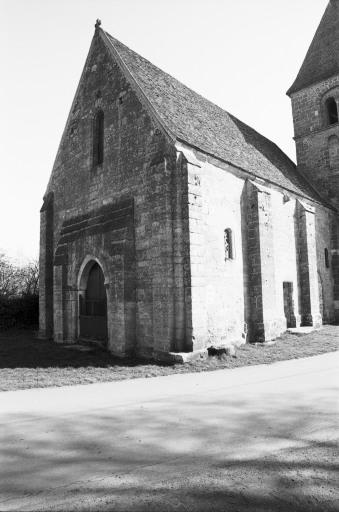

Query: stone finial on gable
95 19 102 30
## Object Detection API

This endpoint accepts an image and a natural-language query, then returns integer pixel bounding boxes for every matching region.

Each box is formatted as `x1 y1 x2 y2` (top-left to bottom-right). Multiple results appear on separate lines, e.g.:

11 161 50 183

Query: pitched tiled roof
102 31 325 204
287 0 339 96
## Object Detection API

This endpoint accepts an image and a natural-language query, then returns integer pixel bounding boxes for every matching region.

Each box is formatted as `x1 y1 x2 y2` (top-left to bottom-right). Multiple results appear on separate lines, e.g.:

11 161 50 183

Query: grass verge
0 326 338 391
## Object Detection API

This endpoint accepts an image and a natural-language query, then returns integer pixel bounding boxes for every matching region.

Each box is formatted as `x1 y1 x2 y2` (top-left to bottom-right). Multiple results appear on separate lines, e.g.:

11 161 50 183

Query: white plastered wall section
271 191 300 327
177 144 326 347
252 182 324 332
202 160 246 346
178 142 247 348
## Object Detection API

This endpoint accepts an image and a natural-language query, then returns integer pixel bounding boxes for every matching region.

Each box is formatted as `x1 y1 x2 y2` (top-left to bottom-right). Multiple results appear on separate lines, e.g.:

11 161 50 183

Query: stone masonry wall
177 146 247 350
202 160 246 347
329 212 339 321
40 32 187 357
295 201 322 327
315 206 335 322
290 75 339 323
174 143 333 347
291 76 339 207
271 192 300 329
39 192 54 338
245 181 287 342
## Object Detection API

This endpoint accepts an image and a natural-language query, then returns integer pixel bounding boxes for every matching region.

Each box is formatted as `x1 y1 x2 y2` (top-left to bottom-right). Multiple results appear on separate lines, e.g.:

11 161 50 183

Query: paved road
0 353 338 511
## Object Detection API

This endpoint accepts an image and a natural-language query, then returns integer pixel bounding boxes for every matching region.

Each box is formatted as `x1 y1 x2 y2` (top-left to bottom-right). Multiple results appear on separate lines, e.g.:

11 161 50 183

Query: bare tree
20 260 39 296
0 254 39 298
0 253 21 298
0 254 39 328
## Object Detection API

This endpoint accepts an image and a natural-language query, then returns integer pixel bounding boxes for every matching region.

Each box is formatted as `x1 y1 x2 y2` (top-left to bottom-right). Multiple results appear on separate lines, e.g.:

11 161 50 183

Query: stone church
39 0 339 360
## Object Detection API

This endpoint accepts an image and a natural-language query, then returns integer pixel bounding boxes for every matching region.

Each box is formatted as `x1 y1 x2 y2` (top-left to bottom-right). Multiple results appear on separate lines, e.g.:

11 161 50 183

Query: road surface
0 352 338 511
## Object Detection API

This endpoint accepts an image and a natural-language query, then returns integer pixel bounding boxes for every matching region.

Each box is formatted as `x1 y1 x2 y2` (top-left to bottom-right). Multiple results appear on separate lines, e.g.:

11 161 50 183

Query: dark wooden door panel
80 262 107 341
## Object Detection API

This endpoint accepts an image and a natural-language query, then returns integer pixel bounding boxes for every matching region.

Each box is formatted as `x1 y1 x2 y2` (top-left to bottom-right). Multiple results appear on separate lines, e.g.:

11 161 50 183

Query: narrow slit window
325 248 330 269
224 228 234 260
93 109 104 166
325 97 338 125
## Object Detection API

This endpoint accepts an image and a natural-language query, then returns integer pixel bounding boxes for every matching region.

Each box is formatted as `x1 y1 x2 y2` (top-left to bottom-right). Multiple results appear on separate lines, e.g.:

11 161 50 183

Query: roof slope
102 31 324 203
287 0 339 96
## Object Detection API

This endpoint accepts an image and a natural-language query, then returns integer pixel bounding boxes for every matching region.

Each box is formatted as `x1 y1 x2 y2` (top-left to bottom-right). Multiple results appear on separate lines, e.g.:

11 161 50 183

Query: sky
0 0 329 262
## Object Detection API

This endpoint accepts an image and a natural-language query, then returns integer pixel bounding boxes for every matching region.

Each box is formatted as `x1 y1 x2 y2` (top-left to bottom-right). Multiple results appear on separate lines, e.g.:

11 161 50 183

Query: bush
0 295 39 329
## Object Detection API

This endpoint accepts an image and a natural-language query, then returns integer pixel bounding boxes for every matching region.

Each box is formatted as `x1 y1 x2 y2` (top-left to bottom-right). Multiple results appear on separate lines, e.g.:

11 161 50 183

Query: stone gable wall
39 34 187 356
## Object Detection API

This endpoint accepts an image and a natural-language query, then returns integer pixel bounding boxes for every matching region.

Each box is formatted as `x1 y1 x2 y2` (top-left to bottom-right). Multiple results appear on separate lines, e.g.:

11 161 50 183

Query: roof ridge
98 29 328 206
103 33 306 158
104 31 237 122
103 32 289 155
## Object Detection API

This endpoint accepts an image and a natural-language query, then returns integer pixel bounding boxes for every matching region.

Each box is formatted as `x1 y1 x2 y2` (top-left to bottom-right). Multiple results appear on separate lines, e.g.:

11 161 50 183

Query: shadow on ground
0 329 171 369
0 387 338 511
0 327 338 391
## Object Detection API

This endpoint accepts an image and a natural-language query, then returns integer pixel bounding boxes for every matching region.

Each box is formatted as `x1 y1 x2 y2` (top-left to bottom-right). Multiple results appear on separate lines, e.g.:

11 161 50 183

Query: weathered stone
207 346 236 358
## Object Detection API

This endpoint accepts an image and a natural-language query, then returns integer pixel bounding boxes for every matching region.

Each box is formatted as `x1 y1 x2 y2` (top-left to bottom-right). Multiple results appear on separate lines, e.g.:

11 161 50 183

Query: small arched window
93 109 104 166
325 97 338 125
224 228 234 260
325 248 330 269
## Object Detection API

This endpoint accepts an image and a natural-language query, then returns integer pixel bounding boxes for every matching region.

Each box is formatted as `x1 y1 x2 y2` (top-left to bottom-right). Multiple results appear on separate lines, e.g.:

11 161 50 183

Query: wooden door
80 262 107 341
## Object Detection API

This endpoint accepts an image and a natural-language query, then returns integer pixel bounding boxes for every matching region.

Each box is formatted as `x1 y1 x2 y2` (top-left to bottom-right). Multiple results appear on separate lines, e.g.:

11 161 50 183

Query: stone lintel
297 199 315 214
249 180 272 195
175 143 202 168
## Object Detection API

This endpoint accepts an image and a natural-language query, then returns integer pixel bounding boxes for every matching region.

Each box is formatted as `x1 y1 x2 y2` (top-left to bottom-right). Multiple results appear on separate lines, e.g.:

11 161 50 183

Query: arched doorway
79 261 107 342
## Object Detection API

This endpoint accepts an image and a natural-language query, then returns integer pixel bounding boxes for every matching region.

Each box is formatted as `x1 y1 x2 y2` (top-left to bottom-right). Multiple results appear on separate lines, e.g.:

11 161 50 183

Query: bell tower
287 0 339 208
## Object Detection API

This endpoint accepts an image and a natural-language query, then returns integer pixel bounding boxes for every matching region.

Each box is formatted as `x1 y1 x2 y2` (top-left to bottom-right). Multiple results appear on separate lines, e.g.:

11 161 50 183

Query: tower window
93 109 104 166
325 248 330 269
325 97 338 125
224 228 234 260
